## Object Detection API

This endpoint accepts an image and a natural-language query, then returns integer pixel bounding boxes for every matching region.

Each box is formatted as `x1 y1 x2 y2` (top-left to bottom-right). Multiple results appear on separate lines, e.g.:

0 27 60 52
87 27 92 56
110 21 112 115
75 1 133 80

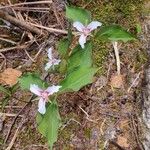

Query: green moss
59 112 80 148
18 123 46 148
137 50 148 64
0 20 4 25
135 49 148 70
82 0 144 28
0 135 4 146
92 39 109 74
84 128 91 139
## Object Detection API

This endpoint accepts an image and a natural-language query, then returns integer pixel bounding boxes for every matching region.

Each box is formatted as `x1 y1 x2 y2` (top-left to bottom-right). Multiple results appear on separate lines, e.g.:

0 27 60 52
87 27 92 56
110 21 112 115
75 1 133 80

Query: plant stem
112 41 120 75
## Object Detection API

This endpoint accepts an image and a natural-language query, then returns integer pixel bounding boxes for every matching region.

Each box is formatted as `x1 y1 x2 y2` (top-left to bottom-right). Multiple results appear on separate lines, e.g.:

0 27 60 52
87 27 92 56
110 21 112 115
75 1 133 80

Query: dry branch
0 44 28 53
0 1 52 9
30 22 77 35
0 10 43 35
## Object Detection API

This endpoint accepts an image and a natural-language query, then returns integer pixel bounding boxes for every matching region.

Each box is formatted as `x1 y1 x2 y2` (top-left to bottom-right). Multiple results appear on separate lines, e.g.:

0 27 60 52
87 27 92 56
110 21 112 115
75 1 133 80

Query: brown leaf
110 74 124 88
0 68 22 86
117 135 129 148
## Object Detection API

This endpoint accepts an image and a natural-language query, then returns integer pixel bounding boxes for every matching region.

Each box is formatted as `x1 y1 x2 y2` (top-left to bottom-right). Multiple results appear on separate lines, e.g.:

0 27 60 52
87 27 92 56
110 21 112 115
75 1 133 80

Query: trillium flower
30 84 61 114
73 21 102 49
45 47 61 71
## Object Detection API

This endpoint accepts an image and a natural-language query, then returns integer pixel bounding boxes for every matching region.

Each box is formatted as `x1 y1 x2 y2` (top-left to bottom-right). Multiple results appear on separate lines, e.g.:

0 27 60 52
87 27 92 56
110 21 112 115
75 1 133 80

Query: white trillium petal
30 84 42 96
73 21 85 32
46 85 62 95
38 98 46 114
79 34 87 49
45 62 52 71
87 21 102 31
47 47 52 59
53 59 61 66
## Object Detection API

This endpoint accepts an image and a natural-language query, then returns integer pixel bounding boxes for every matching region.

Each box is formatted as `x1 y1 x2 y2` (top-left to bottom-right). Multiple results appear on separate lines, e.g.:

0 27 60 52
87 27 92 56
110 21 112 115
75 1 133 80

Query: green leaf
68 42 92 73
1 96 10 111
19 73 44 90
36 101 61 150
59 59 67 74
60 67 98 92
96 25 136 42
57 38 70 58
0 85 11 96
66 6 91 25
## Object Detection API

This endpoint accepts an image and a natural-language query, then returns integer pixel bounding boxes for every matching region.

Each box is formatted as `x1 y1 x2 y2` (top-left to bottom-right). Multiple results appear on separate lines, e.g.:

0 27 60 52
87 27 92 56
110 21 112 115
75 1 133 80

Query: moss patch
92 39 109 74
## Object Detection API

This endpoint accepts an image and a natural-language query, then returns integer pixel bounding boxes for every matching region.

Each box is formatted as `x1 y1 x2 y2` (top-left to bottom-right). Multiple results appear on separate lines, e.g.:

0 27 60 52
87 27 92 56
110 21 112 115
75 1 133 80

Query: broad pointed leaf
68 42 92 73
60 67 98 92
36 101 61 150
96 25 136 42
19 73 44 90
57 38 70 58
66 6 91 25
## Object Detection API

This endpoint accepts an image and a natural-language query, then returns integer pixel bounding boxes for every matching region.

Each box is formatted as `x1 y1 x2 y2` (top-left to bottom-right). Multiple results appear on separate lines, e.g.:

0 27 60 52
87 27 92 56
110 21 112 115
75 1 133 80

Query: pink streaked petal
30 84 42 96
87 21 102 31
73 21 85 32
46 85 62 95
38 98 46 114
45 62 52 71
79 34 87 49
53 59 61 66
47 47 53 59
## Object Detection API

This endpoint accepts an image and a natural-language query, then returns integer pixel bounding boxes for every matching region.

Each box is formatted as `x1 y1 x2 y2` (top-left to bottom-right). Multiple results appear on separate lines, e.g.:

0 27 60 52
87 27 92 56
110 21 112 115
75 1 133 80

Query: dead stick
6 120 25 150
0 44 28 53
0 10 42 35
4 95 33 143
0 1 52 9
52 1 64 29
30 22 77 35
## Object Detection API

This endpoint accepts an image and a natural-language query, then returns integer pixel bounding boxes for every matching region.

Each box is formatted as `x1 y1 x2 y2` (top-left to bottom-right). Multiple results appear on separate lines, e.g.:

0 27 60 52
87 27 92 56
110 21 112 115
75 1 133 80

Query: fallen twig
24 49 35 62
79 105 98 123
7 0 18 18
4 95 33 143
0 1 52 9
130 115 144 150
0 52 6 70
0 44 28 53
0 112 23 117
13 7 49 12
0 106 22 109
52 1 64 29
0 37 17 45
30 22 77 35
0 10 43 35
127 72 141 93
5 120 25 150
60 118 81 131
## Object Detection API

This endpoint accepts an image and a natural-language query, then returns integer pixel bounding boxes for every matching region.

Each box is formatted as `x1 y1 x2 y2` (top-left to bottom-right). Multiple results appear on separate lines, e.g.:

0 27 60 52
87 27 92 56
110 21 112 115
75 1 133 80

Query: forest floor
0 0 150 150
